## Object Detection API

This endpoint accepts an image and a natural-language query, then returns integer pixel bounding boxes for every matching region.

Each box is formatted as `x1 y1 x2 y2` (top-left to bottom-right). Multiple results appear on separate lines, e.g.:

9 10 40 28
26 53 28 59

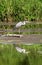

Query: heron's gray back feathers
14 21 29 29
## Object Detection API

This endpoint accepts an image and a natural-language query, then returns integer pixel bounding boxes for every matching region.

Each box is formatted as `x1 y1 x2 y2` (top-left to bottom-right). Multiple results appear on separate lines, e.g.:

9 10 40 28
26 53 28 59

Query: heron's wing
16 22 23 28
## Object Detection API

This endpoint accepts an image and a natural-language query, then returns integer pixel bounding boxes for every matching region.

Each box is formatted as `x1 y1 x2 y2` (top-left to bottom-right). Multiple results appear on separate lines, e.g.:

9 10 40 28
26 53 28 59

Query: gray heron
15 21 28 34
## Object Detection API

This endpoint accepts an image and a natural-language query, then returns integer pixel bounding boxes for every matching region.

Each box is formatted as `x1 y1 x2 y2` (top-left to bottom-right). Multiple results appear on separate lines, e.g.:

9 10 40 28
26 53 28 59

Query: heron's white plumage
16 21 28 28
16 22 24 28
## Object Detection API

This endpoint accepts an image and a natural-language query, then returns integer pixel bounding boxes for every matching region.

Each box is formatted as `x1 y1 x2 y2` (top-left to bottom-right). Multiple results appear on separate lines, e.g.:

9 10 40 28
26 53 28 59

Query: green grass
0 0 42 21
0 44 42 65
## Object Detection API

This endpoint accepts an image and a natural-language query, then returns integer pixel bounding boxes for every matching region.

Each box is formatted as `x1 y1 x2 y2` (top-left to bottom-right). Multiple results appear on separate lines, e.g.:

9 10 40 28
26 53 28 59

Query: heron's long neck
22 21 26 25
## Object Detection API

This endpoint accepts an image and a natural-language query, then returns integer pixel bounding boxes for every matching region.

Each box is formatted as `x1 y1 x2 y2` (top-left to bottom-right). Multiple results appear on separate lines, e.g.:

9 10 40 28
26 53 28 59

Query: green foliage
0 0 42 22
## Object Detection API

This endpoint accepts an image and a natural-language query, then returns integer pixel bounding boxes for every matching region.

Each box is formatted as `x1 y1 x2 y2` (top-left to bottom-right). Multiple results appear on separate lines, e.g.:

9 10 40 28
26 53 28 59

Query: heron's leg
19 28 20 34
